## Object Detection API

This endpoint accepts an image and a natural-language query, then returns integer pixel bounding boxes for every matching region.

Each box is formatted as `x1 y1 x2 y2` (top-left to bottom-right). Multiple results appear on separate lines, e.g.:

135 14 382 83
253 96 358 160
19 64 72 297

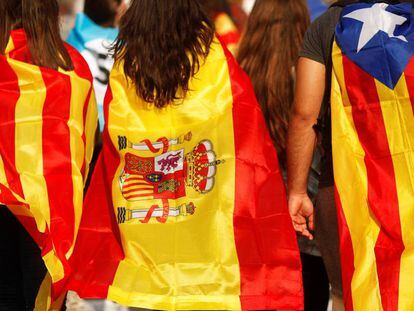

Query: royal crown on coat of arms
117 132 223 224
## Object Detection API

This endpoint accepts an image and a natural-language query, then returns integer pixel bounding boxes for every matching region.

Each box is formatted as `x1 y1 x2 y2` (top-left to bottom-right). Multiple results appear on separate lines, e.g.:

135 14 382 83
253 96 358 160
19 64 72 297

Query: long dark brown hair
84 0 122 27
113 0 215 108
0 0 73 71
237 0 309 158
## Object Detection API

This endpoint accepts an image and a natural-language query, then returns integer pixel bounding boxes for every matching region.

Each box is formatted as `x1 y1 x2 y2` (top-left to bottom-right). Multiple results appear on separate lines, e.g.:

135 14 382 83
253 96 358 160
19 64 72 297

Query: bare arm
287 57 326 239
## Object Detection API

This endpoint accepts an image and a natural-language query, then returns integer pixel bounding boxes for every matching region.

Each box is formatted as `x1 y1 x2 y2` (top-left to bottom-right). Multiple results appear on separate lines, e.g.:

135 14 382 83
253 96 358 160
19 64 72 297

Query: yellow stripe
83 89 98 183
43 251 65 283
64 70 96 258
34 274 52 311
375 76 414 311
215 13 238 37
5 38 15 54
8 58 49 234
33 272 66 311
331 42 382 311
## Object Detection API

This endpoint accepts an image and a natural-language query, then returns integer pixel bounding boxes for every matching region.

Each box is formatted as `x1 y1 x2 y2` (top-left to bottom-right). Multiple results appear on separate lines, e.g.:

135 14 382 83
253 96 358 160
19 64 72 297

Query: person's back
331 2 414 310
0 0 97 308
69 1 304 310
237 1 333 310
288 1 414 310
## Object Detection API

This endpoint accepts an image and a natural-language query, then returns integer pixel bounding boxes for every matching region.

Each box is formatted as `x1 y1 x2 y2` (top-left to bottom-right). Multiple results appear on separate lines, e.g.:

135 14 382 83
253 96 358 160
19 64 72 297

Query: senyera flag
332 3 414 311
69 38 303 311
0 29 97 308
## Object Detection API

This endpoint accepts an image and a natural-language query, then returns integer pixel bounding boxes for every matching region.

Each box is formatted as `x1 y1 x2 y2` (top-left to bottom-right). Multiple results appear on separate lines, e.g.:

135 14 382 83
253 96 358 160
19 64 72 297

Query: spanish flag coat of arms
0 29 97 304
70 38 303 310
332 3 414 311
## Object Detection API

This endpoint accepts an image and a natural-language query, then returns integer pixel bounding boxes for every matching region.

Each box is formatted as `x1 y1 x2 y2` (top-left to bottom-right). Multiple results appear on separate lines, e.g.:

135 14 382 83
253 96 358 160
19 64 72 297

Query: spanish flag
70 38 303 310
0 29 97 304
332 3 414 311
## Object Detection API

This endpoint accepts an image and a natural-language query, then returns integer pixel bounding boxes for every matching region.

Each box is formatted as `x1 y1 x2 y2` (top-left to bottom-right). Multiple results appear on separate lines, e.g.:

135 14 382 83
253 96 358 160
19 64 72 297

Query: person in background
237 1 330 310
242 0 256 14
204 0 241 54
58 0 78 39
0 0 97 309
67 0 126 132
287 0 351 309
228 0 249 31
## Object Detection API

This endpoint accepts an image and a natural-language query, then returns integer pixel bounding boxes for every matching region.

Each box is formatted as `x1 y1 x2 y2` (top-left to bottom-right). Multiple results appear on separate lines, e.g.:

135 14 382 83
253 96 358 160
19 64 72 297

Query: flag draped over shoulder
331 3 414 311
0 29 97 305
70 38 303 311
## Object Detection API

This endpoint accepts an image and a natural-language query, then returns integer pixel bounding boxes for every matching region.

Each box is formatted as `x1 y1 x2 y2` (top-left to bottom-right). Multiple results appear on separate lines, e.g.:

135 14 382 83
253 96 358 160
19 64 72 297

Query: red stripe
8 30 32 64
334 186 355 311
0 57 24 198
221 39 303 310
122 182 150 189
41 68 75 288
343 55 404 311
68 85 124 297
124 194 154 200
403 56 414 114
217 32 240 46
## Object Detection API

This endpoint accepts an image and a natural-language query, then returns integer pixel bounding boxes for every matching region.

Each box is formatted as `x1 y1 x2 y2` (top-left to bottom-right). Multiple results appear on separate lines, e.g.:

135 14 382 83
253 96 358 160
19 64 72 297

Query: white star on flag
344 3 408 52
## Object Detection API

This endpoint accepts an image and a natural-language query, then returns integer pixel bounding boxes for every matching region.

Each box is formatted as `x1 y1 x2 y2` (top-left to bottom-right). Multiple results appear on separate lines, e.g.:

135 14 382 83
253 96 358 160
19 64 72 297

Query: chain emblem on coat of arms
117 132 224 224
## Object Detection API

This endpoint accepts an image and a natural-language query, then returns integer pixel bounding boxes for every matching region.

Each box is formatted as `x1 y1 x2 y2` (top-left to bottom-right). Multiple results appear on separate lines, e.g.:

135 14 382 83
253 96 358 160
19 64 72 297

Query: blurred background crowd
58 0 334 39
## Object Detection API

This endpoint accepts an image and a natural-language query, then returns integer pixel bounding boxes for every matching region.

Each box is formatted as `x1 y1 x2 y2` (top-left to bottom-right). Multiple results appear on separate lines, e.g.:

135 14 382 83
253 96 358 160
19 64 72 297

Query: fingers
301 227 314 240
307 213 314 231
292 214 314 240
288 193 315 240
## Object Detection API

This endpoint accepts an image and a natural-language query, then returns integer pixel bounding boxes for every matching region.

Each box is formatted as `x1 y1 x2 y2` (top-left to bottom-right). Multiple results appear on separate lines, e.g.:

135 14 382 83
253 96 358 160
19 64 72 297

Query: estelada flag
70 38 303 310
332 3 414 311
0 29 97 304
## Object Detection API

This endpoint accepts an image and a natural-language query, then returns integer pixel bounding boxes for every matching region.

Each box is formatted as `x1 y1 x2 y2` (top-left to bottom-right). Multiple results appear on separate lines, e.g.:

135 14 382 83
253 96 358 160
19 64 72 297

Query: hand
288 193 314 240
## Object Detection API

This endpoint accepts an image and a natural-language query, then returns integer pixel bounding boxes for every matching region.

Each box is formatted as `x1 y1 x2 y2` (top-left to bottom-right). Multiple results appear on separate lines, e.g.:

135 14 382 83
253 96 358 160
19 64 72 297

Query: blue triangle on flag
336 3 414 89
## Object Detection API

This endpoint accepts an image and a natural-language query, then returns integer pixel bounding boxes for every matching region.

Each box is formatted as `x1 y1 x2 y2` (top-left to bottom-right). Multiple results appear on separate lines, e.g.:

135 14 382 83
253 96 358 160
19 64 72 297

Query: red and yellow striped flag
69 38 303 310
0 29 97 304
332 3 414 310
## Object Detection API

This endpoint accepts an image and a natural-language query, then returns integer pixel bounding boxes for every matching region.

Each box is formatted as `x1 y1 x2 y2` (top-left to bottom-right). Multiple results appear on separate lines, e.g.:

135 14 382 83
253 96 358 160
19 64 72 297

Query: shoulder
311 6 343 37
299 7 343 65
64 42 93 82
